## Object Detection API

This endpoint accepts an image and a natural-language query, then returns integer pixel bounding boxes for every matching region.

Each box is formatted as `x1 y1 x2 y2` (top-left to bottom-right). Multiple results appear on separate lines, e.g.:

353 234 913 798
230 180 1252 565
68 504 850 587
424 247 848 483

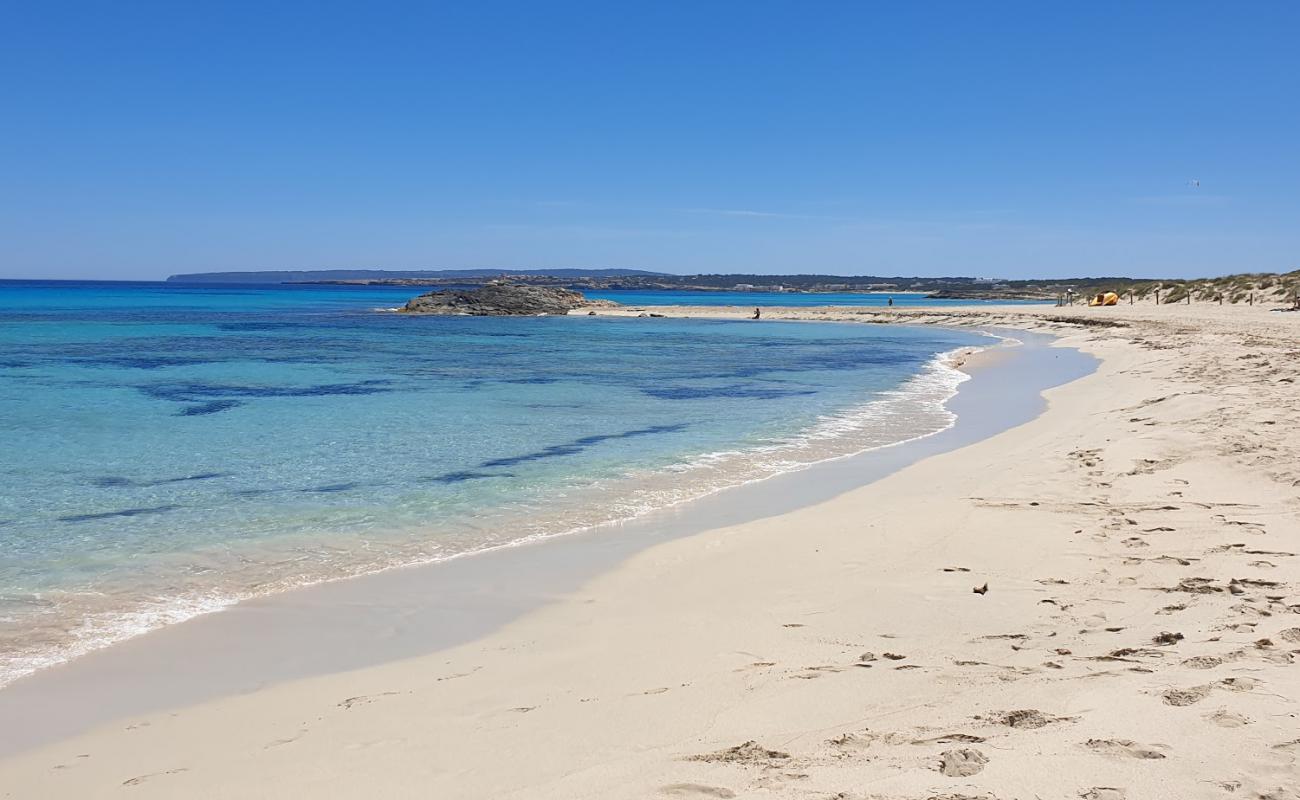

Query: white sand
3 303 1298 799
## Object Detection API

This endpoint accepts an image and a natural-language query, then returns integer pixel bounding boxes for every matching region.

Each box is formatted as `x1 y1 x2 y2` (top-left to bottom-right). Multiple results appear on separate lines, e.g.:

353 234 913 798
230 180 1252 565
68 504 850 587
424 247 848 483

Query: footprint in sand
1216 676 1260 692
827 731 875 753
337 691 402 710
687 741 790 767
1081 789 1127 800
121 768 189 787
50 755 92 771
659 784 736 798
1204 707 1252 727
1274 738 1300 754
264 728 308 749
1183 652 1242 669
1083 738 1167 759
938 747 988 776
1162 685 1212 706
989 709 1072 729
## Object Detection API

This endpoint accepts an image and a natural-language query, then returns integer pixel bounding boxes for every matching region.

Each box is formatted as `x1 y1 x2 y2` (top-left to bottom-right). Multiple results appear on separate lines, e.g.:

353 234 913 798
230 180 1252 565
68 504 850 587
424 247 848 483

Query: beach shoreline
0 323 1091 755
2 302 1298 799
0 301 987 694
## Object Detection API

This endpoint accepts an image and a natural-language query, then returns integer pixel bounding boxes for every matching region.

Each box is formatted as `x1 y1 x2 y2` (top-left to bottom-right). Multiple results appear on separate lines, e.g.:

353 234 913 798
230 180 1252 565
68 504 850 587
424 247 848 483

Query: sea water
0 281 989 686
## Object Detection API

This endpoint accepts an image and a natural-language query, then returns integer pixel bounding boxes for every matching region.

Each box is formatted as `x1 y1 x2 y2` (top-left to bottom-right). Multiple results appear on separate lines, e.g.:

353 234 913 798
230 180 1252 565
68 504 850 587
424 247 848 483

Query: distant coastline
165 267 1300 304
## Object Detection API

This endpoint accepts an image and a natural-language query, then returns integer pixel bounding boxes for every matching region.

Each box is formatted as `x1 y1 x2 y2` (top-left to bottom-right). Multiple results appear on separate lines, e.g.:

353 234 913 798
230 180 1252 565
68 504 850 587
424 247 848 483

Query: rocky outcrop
399 282 613 316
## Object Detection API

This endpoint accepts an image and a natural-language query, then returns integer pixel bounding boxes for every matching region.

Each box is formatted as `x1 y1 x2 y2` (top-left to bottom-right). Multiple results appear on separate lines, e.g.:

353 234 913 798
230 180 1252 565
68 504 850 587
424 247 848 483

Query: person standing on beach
887 297 893 307
752 307 761 319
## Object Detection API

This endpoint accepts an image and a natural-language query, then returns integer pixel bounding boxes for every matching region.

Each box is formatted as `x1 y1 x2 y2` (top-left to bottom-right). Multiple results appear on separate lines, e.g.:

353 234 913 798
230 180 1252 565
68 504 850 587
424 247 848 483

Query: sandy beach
3 302 1298 800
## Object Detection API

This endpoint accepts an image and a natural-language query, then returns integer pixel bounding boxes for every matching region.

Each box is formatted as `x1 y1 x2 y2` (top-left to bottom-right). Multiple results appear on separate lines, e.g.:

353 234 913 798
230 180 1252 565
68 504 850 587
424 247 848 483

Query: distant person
752 307 761 320
887 297 894 307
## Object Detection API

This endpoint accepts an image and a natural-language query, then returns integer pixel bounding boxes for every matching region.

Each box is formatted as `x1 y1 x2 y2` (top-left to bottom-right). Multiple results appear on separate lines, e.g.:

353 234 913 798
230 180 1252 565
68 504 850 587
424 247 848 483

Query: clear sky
2 1 1297 280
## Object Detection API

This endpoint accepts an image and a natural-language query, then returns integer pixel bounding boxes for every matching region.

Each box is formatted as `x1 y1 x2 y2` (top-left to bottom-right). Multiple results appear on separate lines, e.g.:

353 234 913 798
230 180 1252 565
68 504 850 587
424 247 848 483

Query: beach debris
1152 631 1184 646
973 582 989 595
1278 628 1300 643
1165 577 1222 594
1105 646 1165 660
857 652 878 663
687 741 790 766
938 747 988 776
1080 789 1128 800
882 652 906 660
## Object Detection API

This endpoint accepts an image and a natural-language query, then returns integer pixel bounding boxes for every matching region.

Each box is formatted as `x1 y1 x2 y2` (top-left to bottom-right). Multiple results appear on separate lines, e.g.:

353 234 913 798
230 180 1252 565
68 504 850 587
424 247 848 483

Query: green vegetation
1061 270 1300 305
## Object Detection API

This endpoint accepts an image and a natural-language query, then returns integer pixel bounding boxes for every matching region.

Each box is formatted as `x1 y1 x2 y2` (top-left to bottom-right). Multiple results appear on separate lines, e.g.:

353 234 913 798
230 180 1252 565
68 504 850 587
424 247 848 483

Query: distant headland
164 268 1300 305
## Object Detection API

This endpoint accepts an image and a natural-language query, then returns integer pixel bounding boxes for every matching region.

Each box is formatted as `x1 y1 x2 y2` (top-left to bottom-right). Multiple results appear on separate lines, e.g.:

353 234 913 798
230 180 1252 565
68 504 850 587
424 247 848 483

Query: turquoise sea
0 281 990 686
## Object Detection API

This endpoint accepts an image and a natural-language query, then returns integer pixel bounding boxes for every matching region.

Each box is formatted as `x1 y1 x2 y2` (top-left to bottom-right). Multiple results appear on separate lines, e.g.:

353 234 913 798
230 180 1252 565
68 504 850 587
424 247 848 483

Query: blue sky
2 1 1297 280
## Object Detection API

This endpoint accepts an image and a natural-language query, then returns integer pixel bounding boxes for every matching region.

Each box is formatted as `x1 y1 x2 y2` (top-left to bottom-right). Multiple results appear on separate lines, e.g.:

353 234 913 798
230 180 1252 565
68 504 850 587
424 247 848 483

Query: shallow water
0 280 987 685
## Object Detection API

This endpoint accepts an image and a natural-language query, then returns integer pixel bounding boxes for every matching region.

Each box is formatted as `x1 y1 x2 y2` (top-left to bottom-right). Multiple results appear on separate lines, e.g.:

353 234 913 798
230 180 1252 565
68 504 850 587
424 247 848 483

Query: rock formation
399 282 614 316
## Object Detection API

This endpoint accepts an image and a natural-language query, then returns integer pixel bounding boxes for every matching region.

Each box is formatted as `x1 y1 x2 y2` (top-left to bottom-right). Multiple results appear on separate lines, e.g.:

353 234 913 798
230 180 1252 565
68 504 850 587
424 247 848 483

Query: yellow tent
1089 291 1120 307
